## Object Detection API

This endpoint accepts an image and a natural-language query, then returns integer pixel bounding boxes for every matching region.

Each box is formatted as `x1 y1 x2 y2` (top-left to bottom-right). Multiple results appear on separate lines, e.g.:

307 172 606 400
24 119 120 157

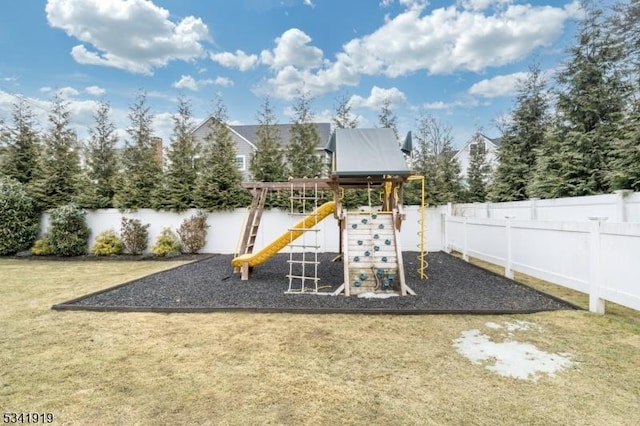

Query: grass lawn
1 257 640 425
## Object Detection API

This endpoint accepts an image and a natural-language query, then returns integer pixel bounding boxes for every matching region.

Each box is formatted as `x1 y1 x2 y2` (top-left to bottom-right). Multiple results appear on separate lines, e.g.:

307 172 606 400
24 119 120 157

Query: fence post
530 198 539 220
443 202 453 253
462 217 469 261
614 190 631 223
441 211 449 253
504 216 515 279
588 217 607 314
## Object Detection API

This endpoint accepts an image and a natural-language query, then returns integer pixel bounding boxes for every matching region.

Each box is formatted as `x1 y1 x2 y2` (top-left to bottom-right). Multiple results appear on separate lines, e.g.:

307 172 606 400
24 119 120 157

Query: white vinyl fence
437 190 640 314
39 191 640 314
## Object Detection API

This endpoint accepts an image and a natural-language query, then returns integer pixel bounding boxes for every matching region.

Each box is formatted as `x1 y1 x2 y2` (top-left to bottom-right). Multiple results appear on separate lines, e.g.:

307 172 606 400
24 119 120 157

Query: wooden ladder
237 187 268 258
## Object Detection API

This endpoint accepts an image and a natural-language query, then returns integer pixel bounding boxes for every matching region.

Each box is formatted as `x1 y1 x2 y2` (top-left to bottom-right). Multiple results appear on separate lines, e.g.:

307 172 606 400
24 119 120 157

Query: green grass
1 258 640 425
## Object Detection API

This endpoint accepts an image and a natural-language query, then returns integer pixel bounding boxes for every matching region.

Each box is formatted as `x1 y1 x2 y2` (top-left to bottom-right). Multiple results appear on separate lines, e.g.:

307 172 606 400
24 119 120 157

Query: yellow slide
232 201 336 268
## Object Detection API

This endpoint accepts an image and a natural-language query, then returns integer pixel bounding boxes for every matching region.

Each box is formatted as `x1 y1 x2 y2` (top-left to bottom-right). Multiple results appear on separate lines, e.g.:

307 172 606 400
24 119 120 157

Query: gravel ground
54 251 577 314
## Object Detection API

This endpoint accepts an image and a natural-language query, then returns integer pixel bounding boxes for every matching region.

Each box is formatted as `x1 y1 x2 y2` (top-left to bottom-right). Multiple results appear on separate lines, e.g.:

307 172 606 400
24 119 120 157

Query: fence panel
599 223 640 311
465 219 507 265
510 221 590 293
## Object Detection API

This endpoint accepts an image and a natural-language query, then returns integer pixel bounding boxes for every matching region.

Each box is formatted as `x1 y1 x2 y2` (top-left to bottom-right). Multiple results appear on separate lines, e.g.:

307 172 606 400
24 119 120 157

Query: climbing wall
344 211 405 295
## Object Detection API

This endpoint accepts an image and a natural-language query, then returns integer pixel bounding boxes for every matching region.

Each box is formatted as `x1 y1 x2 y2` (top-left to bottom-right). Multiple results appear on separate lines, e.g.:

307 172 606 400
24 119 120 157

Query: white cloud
213 76 234 87
468 72 528 98
58 87 80 99
349 86 407 110
173 75 199 91
258 2 576 100
46 0 210 74
260 28 324 70
259 60 359 100
210 50 258 71
336 1 578 77
85 85 106 96
173 75 234 91
303 0 315 7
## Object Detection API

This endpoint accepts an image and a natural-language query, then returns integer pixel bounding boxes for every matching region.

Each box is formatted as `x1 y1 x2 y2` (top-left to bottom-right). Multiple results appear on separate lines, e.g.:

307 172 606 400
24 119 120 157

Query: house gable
453 133 501 182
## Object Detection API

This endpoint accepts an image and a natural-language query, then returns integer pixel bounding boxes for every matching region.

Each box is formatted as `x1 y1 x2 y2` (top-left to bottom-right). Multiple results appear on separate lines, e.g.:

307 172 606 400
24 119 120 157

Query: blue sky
0 0 586 148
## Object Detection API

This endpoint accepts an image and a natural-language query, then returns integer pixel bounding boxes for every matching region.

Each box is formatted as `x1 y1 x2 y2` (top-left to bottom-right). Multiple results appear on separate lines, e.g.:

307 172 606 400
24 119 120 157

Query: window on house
235 155 246 171
470 141 486 156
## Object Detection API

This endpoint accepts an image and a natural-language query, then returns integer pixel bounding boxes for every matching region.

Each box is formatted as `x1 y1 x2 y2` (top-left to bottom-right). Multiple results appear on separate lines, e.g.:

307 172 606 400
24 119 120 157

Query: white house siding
453 134 500 183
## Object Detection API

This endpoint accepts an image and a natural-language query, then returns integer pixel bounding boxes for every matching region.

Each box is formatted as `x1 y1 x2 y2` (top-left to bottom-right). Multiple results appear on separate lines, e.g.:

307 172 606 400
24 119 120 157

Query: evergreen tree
437 143 464 203
607 100 640 191
530 4 627 198
162 95 200 211
606 0 640 191
465 133 491 202
490 63 549 201
81 100 119 208
29 92 82 209
378 97 399 140
250 96 286 182
113 91 163 209
332 92 366 208
332 93 359 129
528 126 569 199
287 89 323 178
1 98 40 184
193 95 250 211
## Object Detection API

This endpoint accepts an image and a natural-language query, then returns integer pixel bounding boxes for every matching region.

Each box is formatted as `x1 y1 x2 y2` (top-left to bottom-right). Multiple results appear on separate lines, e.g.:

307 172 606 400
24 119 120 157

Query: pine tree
530 4 627 198
607 100 640 191
193 95 250 211
250 96 286 182
1 98 40 184
378 97 399 140
606 0 640 191
29 92 82 209
81 100 119 208
162 95 200 211
287 89 323 178
331 92 366 208
332 93 358 129
465 133 491 202
113 91 163 209
489 63 549 201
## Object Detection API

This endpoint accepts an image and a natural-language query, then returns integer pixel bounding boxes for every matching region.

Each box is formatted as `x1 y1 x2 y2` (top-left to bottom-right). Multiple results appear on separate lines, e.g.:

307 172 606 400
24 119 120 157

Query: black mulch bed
52 251 578 314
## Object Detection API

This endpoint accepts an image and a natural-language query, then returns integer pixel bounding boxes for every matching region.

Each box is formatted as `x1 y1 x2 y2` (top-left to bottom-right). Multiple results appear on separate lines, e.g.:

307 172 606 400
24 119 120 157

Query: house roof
191 116 331 150
325 128 411 177
230 123 332 150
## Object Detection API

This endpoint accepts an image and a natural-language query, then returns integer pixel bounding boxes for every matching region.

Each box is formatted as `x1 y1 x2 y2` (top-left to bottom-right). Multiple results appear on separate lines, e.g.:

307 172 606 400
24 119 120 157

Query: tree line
2 2 639 211
0 88 328 212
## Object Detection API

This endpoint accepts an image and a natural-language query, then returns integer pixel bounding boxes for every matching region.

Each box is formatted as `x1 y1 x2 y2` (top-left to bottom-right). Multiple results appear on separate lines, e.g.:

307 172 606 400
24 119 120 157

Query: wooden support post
241 262 250 281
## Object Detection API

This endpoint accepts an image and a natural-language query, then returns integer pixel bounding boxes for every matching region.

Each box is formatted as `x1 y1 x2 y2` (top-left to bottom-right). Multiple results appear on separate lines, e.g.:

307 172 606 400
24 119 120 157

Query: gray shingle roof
230 123 332 150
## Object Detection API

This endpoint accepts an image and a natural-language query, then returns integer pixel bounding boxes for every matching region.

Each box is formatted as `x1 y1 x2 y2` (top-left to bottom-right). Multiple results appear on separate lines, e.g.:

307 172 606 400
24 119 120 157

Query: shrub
31 235 53 256
151 228 182 257
177 212 210 253
120 217 150 255
48 204 90 256
0 177 40 255
91 230 124 256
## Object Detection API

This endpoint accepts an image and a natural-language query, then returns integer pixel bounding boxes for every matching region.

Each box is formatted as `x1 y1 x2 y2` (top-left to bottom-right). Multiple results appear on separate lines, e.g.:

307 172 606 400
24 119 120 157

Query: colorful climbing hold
354 281 361 287
374 246 380 251
378 224 384 229
385 239 392 245
359 273 367 280
357 240 363 245
361 218 368 224
373 234 379 239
